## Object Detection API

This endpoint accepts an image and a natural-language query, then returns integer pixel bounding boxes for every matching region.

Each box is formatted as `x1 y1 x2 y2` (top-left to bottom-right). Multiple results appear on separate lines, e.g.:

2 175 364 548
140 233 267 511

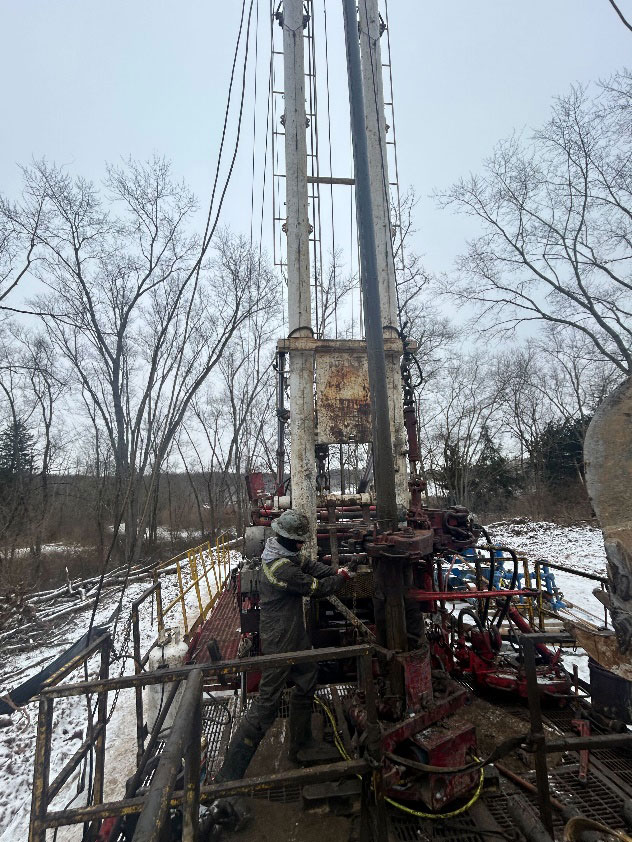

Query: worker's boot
215 719 263 782
288 696 339 765
211 719 262 832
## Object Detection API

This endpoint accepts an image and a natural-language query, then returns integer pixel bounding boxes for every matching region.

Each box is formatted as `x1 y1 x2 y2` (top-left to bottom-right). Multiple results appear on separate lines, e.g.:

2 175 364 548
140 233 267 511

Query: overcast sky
0 1 630 292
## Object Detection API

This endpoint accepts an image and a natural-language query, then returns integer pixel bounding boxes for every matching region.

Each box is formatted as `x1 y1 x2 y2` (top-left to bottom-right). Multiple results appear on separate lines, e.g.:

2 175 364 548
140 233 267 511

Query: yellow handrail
153 536 234 640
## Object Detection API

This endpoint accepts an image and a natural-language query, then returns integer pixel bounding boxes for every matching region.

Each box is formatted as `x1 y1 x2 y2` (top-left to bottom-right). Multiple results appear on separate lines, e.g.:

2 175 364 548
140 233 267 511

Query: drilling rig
26 3 632 841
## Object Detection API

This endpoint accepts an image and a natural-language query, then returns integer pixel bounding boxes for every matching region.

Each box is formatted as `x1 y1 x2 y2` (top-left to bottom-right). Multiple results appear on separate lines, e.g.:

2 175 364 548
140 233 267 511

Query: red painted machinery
239 469 573 810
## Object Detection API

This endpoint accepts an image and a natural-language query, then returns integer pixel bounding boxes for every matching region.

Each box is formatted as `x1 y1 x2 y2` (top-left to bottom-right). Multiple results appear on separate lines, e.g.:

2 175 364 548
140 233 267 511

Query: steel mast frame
277 0 408 540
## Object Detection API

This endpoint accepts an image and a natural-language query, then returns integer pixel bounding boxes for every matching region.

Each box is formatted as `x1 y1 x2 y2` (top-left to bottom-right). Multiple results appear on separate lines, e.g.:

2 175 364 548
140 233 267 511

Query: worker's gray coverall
243 536 343 734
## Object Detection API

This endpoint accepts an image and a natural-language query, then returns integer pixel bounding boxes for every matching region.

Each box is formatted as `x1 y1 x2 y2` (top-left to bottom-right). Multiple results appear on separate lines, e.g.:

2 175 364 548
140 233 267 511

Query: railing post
155 577 165 643
92 638 110 806
216 538 224 585
176 558 189 635
522 556 535 627
29 697 54 842
182 681 202 841
359 652 388 842
534 562 545 630
189 550 204 619
522 636 554 837
212 555 220 595
200 546 212 613
132 602 145 765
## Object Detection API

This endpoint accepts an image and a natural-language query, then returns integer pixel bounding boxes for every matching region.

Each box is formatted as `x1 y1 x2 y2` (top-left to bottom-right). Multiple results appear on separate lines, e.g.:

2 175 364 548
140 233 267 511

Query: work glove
337 567 356 580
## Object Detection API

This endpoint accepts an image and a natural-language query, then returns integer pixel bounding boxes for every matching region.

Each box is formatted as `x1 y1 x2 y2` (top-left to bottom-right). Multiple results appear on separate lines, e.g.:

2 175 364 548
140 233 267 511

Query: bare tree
418 352 510 509
5 157 273 566
0 325 67 572
315 250 357 339
0 187 46 307
182 283 280 537
606 0 632 33
13 330 66 560
392 188 456 382
438 71 632 375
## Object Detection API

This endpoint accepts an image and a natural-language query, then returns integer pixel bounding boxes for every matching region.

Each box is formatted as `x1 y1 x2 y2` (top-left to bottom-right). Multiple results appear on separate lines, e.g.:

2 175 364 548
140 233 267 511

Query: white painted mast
282 0 317 557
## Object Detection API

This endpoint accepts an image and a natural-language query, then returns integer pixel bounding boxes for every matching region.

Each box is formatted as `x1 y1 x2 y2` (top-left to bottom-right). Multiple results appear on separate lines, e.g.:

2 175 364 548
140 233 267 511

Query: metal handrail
29 632 111 842
29 644 385 842
29 533 236 842
156 535 234 636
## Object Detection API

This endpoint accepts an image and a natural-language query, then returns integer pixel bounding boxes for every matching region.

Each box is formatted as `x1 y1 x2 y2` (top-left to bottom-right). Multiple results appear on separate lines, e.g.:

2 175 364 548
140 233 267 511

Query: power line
607 0 632 32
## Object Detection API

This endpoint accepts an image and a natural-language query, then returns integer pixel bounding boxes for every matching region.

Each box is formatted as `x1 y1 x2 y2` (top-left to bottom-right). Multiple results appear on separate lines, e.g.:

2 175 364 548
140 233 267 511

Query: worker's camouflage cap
271 509 310 541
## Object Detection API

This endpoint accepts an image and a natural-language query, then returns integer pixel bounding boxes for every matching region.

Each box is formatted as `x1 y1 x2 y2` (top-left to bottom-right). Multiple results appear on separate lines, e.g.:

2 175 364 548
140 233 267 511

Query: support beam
358 0 398 329
343 0 398 531
306 175 355 185
282 0 317 557
359 0 409 511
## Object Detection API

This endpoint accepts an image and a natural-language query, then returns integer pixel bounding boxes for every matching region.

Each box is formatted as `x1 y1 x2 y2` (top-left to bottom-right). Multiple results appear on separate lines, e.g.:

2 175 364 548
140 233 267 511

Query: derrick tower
273 0 409 559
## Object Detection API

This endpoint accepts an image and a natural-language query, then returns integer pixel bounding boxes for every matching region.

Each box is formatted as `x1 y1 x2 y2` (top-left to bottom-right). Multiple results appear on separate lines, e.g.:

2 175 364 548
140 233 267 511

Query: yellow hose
314 696 484 820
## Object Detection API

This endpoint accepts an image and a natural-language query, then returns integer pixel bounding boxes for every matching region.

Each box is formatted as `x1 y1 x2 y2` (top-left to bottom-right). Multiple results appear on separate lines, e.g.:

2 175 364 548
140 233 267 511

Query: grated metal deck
193 585 241 664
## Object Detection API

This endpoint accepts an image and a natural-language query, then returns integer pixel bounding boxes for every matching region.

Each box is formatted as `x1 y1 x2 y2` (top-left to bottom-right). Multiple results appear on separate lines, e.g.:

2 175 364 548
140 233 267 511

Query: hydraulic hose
482 545 496 624
384 732 526 775
457 606 485 638
314 697 485 820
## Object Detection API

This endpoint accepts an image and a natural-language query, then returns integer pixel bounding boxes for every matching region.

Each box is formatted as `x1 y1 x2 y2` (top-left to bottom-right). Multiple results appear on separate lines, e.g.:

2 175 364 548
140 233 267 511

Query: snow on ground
13 543 88 558
485 519 609 683
486 519 607 619
0 547 241 842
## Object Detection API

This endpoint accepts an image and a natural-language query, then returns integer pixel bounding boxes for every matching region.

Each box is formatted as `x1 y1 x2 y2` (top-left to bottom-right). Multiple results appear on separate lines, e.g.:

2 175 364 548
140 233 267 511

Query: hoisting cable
200 0 255 252
248 0 261 254
314 696 485 820
256 2 275 274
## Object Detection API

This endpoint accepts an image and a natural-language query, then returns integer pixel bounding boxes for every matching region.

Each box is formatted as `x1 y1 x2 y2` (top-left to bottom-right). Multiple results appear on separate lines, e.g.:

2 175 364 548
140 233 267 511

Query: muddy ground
231 717 354 842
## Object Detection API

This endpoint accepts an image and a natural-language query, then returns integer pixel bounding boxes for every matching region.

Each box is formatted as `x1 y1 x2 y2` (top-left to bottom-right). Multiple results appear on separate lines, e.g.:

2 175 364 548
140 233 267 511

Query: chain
106 613 134 724
400 339 417 411
315 443 330 496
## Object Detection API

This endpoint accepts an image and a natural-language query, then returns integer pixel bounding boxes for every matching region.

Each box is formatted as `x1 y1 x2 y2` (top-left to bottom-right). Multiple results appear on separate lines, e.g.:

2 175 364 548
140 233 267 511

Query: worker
214 509 354 783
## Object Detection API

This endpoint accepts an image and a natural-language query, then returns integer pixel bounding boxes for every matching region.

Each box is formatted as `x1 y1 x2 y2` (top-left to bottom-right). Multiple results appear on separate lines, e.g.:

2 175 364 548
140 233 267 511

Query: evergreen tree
0 419 34 482
470 426 521 510
532 417 588 489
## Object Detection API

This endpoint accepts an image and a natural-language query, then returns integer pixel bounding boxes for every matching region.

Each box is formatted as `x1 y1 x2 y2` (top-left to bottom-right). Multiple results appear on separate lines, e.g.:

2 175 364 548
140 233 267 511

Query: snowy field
485 519 608 683
486 519 608 623
0 548 241 842
0 523 609 840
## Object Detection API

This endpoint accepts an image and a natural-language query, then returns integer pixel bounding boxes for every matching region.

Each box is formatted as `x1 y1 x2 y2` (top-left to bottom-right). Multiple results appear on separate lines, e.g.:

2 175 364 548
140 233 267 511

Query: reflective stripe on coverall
243 536 344 734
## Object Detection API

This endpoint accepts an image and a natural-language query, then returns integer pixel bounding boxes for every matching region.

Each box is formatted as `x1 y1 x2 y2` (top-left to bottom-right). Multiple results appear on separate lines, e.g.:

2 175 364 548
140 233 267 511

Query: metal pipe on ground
495 763 578 819
521 634 555 838
106 679 184 842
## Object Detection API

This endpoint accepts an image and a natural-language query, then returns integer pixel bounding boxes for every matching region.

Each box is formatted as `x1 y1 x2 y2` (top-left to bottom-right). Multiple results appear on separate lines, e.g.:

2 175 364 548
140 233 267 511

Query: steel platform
193 585 241 664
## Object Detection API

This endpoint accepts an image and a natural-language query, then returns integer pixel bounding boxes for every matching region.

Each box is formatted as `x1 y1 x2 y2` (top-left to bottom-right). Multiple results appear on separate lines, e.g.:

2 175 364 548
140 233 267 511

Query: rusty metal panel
315 350 372 444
